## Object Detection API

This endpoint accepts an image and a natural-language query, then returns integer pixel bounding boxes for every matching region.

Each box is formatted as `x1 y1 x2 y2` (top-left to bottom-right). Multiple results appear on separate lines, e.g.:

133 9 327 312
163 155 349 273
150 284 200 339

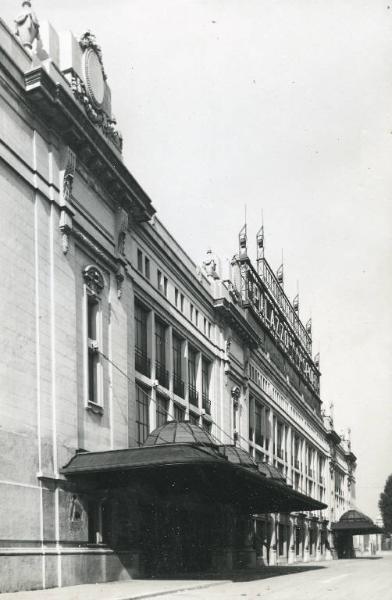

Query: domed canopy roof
257 462 287 484
332 509 384 535
340 509 373 524
218 445 258 469
61 419 327 513
143 420 216 447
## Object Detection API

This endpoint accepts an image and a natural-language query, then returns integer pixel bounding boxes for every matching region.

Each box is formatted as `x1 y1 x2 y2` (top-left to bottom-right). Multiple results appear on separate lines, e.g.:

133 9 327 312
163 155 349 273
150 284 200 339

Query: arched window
83 265 105 409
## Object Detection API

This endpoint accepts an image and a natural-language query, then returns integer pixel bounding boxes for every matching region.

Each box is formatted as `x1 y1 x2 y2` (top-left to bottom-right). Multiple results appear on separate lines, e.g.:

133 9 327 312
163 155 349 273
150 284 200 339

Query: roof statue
203 248 220 279
15 1 40 50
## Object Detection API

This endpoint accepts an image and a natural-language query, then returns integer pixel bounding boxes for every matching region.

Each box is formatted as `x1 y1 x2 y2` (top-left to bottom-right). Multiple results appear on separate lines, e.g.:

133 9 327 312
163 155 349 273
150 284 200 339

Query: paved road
148 555 392 600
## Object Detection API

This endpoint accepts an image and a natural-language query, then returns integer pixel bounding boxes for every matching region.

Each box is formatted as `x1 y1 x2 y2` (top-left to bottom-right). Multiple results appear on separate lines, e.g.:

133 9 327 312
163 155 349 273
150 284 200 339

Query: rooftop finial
276 249 284 285
306 318 312 335
256 210 264 267
347 427 352 450
15 0 40 50
238 222 247 259
293 280 299 312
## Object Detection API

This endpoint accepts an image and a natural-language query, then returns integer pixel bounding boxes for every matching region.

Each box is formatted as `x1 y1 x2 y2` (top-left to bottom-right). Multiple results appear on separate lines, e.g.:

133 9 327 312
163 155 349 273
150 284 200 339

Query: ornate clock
82 46 105 109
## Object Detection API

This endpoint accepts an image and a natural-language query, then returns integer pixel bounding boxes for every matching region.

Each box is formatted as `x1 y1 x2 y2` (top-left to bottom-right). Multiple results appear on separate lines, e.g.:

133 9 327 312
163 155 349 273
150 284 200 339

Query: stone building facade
0 7 356 593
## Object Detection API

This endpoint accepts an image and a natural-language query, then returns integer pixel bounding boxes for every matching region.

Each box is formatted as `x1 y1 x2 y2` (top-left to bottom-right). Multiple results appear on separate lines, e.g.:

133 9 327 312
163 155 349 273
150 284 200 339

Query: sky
2 0 392 519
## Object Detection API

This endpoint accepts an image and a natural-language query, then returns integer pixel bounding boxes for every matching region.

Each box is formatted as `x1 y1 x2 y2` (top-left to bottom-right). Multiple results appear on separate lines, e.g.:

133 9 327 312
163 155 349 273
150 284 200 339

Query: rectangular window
189 413 199 425
201 358 210 414
137 249 143 272
203 317 207 335
255 402 263 447
175 288 179 307
255 450 264 463
157 269 162 292
180 294 184 312
265 408 270 450
195 310 199 327
173 334 184 397
155 320 169 388
163 276 168 297
190 304 194 321
134 303 150 377
208 322 211 338
174 403 185 422
294 435 300 469
202 418 212 434
156 394 168 427
155 319 166 366
277 422 284 459
188 347 198 406
136 385 150 446
144 256 150 279
87 294 101 405
249 395 255 441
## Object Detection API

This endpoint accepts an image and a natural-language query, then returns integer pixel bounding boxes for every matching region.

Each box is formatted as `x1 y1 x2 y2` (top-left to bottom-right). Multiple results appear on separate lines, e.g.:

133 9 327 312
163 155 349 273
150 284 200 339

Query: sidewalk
0 578 230 600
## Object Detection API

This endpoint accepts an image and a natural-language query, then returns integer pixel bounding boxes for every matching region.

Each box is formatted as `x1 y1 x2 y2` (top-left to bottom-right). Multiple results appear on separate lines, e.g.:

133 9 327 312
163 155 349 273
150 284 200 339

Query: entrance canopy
332 509 384 535
61 422 327 514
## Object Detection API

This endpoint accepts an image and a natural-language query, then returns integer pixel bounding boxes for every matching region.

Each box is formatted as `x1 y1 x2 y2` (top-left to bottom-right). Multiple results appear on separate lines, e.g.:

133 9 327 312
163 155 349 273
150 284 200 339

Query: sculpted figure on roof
15 1 40 49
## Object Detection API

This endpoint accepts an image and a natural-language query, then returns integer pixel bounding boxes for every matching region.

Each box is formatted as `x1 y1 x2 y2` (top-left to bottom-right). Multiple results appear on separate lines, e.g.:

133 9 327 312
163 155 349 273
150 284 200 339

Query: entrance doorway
141 500 214 575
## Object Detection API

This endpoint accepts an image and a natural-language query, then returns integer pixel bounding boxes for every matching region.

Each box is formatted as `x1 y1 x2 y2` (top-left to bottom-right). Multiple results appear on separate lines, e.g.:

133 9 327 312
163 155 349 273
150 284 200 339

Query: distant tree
379 474 392 533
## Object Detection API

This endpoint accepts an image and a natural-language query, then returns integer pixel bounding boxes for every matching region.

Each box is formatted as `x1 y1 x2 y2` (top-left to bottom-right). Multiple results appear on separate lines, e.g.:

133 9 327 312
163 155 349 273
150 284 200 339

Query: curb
119 580 230 600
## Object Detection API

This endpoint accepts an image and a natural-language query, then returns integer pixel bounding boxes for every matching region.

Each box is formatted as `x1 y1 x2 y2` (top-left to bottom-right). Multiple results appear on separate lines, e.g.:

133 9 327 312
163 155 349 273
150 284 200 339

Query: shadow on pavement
353 556 383 560
140 565 326 583
232 565 326 582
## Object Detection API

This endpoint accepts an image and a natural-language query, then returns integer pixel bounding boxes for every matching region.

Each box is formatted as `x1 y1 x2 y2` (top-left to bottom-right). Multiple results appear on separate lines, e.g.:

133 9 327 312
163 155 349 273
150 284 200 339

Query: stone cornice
134 223 216 316
248 357 327 443
345 451 357 464
326 430 342 446
24 66 155 223
213 297 259 349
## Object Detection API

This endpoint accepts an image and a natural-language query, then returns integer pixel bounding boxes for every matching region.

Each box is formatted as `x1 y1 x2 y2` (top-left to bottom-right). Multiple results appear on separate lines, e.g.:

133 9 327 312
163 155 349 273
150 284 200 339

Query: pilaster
269 515 277 565
288 516 295 564
167 325 174 419
303 519 310 562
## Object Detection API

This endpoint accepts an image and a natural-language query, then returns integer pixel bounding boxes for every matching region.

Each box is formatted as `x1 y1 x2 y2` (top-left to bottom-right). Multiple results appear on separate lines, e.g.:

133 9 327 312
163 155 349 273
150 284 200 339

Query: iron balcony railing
155 360 169 389
173 373 185 398
188 383 199 407
135 347 151 377
202 393 211 415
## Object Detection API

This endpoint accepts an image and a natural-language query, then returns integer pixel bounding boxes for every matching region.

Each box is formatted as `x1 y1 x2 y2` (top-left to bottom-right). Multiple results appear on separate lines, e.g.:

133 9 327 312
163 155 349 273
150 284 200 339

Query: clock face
83 48 105 107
